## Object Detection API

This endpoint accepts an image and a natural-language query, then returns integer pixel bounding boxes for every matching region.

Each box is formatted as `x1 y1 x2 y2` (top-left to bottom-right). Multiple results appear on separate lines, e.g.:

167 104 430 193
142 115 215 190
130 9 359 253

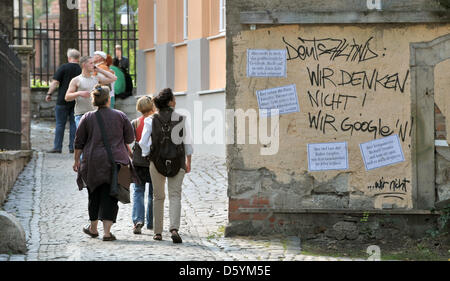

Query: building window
183 0 188 40
219 0 226 32
154 1 157 44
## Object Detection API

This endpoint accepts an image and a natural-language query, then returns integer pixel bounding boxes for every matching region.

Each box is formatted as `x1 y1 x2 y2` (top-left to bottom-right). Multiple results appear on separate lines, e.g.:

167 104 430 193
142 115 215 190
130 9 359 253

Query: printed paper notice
247 49 287 77
256 84 300 117
359 135 405 171
308 142 349 172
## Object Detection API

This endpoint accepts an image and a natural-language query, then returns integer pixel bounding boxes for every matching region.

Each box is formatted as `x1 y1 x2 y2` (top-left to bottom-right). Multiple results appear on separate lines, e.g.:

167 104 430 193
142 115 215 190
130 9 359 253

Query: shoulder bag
95 110 132 204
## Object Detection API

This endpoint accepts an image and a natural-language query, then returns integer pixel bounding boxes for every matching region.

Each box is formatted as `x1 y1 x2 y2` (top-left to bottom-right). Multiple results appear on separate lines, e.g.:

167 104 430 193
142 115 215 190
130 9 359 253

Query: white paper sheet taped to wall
360 134 405 171
307 142 349 172
256 84 300 117
247 49 287 77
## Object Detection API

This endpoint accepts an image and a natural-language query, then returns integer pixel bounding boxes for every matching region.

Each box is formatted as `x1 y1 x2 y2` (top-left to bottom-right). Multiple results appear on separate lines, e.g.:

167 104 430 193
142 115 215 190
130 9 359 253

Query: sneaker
133 222 144 234
47 149 62 154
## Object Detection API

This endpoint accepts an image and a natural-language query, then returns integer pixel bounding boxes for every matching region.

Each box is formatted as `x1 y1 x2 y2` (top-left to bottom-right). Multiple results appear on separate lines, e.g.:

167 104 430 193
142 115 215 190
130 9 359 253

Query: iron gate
0 36 22 150
13 0 138 86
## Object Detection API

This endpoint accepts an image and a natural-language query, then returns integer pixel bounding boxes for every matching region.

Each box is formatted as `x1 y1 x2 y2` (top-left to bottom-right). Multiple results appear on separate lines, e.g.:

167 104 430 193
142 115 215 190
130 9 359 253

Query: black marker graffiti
307 111 411 142
340 117 393 139
283 36 379 63
308 110 338 134
306 64 410 93
368 178 410 192
307 90 357 111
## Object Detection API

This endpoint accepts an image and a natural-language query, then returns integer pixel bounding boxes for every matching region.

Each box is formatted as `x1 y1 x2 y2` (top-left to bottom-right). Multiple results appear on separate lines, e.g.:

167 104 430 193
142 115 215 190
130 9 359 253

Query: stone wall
225 0 450 237
0 151 32 206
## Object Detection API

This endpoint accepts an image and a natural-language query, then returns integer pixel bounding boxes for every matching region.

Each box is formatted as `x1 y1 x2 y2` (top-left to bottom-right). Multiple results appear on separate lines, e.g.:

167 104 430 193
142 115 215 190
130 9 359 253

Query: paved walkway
1 119 361 261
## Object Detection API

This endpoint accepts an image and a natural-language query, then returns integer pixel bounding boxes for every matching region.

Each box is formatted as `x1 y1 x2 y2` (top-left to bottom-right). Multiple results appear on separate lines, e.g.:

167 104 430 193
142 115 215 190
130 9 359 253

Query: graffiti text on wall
283 34 412 143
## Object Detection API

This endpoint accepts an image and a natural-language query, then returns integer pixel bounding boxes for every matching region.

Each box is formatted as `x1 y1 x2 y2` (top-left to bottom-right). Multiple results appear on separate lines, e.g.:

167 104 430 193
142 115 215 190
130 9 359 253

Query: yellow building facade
137 0 226 156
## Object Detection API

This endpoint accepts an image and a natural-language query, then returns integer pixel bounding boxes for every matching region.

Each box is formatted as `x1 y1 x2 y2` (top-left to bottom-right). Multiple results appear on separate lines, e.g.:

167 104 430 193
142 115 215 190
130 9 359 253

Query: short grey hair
79 56 91 66
67 48 80 60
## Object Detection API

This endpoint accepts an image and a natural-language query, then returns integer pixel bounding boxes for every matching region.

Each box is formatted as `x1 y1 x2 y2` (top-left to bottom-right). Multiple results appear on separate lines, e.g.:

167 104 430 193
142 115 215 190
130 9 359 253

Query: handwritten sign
307 142 349 171
256 84 300 117
360 135 405 171
247 49 287 77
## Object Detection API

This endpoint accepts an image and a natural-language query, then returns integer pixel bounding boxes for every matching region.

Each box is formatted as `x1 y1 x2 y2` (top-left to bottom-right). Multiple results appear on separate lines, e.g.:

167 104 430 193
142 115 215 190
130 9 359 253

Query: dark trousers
88 183 119 223
53 104 76 151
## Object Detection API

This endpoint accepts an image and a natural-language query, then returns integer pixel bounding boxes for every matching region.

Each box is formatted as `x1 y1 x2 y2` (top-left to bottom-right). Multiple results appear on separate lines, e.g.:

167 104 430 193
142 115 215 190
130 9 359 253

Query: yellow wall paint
174 45 188 92
188 0 210 40
145 51 156 95
209 37 226 90
138 0 154 50
209 0 220 37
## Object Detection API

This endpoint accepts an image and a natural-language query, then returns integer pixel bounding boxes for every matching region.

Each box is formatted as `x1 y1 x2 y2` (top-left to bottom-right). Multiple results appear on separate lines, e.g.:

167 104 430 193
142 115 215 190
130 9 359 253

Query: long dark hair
154 88 174 109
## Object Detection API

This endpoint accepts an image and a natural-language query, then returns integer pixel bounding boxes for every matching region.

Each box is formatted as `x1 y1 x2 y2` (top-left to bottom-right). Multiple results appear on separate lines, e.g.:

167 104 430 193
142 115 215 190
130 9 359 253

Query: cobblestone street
0 119 362 261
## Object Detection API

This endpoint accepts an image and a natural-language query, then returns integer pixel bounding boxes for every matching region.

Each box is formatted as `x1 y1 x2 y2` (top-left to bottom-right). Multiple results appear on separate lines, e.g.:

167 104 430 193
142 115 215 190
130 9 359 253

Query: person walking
131 96 155 234
73 85 135 241
139 88 193 243
45 48 81 154
65 56 117 128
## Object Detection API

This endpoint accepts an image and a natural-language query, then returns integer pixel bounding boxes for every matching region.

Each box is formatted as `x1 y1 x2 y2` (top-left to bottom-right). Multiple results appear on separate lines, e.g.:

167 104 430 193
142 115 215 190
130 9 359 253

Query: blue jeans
75 114 83 128
132 182 154 229
54 105 76 151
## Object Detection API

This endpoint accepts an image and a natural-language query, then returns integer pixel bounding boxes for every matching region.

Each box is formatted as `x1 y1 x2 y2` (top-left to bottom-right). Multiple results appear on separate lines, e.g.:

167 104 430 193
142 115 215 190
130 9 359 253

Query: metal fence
13 0 138 86
0 36 22 150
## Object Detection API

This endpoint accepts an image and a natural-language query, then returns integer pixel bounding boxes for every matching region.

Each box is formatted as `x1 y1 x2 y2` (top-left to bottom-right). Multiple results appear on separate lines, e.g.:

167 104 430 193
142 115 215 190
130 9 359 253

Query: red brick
228 198 251 212
436 123 446 132
268 216 276 223
251 196 270 207
252 213 268 221
229 212 251 221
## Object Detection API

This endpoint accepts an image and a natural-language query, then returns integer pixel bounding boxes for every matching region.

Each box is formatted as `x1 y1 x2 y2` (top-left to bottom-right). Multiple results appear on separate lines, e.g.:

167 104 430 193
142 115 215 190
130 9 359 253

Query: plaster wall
229 24 450 210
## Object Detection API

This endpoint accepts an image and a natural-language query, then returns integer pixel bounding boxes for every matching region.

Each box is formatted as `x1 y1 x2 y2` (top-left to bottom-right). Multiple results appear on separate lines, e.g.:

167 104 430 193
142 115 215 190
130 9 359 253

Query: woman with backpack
139 88 193 243
130 96 155 234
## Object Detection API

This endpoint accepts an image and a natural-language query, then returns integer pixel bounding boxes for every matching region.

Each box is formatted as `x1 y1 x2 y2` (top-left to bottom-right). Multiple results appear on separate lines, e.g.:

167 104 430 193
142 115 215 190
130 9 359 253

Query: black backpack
150 109 186 177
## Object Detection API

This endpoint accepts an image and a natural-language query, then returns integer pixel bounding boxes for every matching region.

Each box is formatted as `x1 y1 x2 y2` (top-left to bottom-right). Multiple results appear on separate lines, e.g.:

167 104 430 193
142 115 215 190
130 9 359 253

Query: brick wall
435 104 447 140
